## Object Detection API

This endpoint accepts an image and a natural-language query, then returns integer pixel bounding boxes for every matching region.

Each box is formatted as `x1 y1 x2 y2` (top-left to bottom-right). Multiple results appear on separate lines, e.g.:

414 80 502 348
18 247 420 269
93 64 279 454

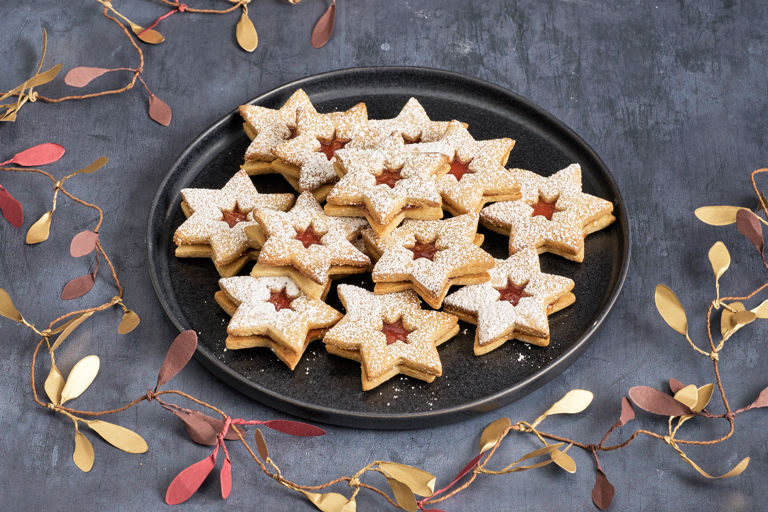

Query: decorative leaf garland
4 155 768 509
3 1 339 125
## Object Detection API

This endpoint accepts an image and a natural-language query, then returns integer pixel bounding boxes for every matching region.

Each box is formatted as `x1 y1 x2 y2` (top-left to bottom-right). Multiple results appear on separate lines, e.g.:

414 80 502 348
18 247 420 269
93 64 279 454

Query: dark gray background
1 1 765 510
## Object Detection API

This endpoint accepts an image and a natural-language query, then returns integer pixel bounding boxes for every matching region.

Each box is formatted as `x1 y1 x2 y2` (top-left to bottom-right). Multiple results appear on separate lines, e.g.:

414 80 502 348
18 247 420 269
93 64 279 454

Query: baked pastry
443 249 575 355
479 164 615 262
323 284 459 390
173 170 295 277
364 97 456 146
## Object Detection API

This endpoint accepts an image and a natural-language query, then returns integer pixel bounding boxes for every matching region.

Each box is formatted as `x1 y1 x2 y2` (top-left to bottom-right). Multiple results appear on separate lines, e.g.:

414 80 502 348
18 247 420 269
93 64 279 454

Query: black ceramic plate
148 67 630 429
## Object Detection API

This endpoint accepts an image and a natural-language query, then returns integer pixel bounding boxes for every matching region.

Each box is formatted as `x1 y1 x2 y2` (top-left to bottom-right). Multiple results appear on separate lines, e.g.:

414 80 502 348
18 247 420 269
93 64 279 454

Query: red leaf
148 94 172 126
432 452 484 498
617 396 635 426
220 457 232 499
749 386 768 409
0 185 23 227
165 447 218 505
174 411 218 446
628 386 693 417
156 330 198 388
736 209 764 254
64 67 113 88
1 143 65 166
70 230 99 257
592 470 615 510
61 272 96 300
311 0 336 48
263 420 326 437
669 378 685 394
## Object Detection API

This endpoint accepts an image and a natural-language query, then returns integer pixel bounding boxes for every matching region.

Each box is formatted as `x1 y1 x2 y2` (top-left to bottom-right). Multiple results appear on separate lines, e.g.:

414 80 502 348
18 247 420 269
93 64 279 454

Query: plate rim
147 65 632 429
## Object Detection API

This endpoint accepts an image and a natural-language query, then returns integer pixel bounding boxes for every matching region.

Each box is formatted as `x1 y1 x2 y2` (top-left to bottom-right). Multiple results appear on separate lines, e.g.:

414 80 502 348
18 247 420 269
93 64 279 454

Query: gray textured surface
1 0 765 510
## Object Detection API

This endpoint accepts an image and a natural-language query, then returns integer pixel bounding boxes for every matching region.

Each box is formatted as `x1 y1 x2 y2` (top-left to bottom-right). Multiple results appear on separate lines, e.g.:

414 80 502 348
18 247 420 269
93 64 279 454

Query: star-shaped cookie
443 249 575 355
239 89 317 174
479 164 615 262
325 147 448 236
365 97 456 146
323 285 459 390
272 103 369 200
173 170 296 277
215 275 342 370
365 214 494 308
252 192 371 299
408 121 519 215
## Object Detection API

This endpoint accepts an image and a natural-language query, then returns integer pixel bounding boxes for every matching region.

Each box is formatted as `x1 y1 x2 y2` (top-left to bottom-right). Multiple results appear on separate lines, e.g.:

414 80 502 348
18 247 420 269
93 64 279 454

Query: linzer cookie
173 170 295 277
251 192 370 299
239 89 316 175
215 275 342 370
272 103 369 201
326 148 448 236
323 284 458 390
479 164 615 262
365 97 456 146
408 121 519 215
364 214 494 309
443 249 575 355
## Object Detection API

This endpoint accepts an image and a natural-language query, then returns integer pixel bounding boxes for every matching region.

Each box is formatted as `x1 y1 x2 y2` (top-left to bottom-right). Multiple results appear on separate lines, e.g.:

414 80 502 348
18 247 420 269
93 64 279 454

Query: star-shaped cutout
443 249 575 355
215 275 342 370
323 285 459 390
254 192 371 291
407 121 519 215
239 89 317 172
326 148 448 235
365 97 456 146
365 214 494 308
273 103 369 199
479 164 615 262
173 170 295 276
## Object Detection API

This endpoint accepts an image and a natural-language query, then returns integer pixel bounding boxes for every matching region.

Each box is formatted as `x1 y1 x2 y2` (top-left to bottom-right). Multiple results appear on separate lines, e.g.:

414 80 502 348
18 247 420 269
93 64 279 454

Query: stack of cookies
173 90 615 391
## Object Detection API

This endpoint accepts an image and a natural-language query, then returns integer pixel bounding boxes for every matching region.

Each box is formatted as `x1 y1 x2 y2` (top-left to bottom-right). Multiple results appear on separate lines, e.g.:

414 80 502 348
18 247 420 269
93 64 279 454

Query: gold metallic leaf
708 241 730 281
377 462 435 497
654 284 688 335
679 452 749 479
384 476 418 512
255 428 268 460
721 303 756 340
118 310 141 334
302 491 355 512
693 383 715 413
513 443 563 464
479 417 511 453
44 360 65 405
751 299 768 318
71 156 108 177
550 448 577 473
60 355 100 405
0 288 23 322
236 10 258 52
531 389 593 428
86 420 148 453
504 459 555 472
673 384 698 409
26 210 52 244
694 206 745 226
51 311 94 352
73 430 95 472
132 24 165 44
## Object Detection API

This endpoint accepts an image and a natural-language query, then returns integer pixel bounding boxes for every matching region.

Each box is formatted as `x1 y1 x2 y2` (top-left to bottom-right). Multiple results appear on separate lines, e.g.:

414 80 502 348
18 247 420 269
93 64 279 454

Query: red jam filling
221 209 248 228
267 287 294 312
318 136 348 160
531 197 558 220
495 280 531 306
409 240 439 261
448 157 474 181
295 224 322 248
375 167 404 188
288 126 298 139
381 318 412 345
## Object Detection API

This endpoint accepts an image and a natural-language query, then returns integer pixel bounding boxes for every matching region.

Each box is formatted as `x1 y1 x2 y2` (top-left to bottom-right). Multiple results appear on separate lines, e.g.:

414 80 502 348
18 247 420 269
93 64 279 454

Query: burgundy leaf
156 330 198 389
195 411 242 441
148 94 172 126
61 273 96 300
174 411 218 446
220 457 232 499
70 230 99 257
736 208 764 254
263 420 326 437
628 386 693 417
311 0 336 48
1 143 66 166
617 396 635 426
592 470 615 510
0 185 23 227
64 66 114 87
433 452 484 498
749 386 768 409
669 378 685 394
165 447 218 505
